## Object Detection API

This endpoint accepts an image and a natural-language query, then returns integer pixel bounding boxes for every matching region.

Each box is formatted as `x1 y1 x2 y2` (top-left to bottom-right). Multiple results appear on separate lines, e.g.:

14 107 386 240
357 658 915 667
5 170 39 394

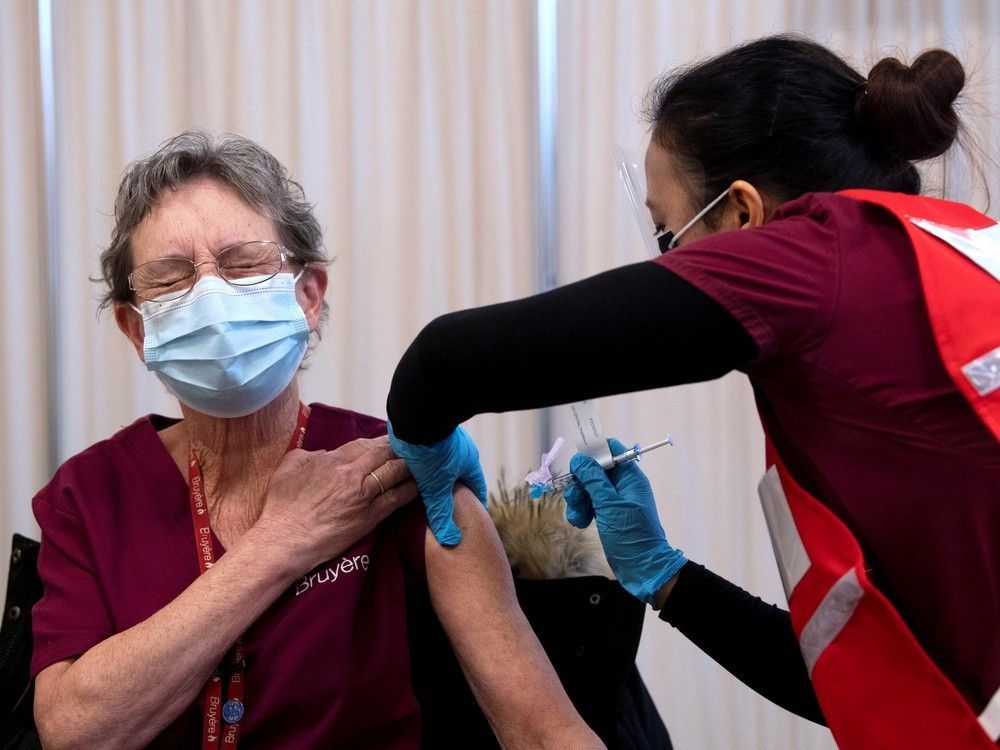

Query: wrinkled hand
387 423 487 547
257 436 418 571
565 438 687 605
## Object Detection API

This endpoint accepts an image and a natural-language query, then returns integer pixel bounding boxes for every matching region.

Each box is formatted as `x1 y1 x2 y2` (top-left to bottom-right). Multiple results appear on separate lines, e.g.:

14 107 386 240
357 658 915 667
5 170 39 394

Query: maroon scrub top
31 403 428 749
656 192 1000 710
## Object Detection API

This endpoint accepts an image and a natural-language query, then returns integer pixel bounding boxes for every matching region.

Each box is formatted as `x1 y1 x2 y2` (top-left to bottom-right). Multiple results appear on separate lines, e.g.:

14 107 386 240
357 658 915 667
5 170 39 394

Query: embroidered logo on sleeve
294 554 370 596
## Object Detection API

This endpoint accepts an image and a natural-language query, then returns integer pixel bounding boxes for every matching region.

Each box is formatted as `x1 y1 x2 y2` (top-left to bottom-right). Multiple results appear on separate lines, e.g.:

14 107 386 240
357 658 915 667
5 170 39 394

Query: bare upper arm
424 486 520 623
424 488 601 748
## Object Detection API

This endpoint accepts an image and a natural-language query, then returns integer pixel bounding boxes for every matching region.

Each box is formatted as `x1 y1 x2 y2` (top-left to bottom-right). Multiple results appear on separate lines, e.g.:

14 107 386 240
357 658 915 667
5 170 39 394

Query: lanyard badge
190 403 309 748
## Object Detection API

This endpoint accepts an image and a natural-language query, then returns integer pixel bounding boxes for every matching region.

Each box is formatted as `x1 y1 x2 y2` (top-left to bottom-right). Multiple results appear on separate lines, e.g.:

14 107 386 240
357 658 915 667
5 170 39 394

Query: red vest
758 190 1000 748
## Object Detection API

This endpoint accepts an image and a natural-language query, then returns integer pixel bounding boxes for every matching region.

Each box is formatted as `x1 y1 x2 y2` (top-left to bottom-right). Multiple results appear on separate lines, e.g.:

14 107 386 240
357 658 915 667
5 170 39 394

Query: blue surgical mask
133 272 309 418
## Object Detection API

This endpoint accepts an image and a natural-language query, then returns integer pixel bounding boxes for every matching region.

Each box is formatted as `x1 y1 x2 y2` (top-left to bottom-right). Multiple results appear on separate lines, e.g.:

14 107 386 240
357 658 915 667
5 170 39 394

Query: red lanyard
188 403 309 749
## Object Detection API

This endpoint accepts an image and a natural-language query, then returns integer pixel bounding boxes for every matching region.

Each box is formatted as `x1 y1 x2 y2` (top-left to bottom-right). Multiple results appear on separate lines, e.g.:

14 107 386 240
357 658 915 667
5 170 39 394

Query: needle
537 435 675 495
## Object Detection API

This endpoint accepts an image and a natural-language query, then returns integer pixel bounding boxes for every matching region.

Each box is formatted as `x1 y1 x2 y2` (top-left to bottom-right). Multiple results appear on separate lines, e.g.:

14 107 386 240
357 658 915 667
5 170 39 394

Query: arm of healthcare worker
567 440 825 726
387 262 756 545
422 485 605 748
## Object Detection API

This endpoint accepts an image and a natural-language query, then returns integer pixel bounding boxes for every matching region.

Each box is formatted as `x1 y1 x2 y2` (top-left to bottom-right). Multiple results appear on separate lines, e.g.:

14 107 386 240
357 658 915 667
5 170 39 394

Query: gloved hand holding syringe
527 436 674 497
525 400 674 498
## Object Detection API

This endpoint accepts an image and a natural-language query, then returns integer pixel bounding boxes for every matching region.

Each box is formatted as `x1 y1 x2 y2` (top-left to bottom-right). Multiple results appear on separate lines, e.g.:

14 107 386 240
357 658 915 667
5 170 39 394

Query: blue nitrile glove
387 423 488 547
564 438 687 604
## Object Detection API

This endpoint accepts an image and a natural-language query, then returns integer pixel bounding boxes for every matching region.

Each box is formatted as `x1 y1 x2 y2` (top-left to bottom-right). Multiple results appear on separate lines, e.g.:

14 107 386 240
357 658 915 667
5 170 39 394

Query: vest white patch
799 567 864 677
962 346 1000 397
979 685 1000 741
758 466 810 599
909 217 1000 283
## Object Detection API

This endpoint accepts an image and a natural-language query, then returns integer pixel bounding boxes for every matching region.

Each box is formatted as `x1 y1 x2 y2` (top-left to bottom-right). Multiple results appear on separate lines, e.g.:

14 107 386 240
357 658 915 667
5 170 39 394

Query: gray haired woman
29 132 601 749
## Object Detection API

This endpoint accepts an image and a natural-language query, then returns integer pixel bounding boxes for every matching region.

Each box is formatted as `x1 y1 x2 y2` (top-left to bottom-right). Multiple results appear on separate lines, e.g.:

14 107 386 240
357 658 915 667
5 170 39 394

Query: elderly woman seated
30 132 602 749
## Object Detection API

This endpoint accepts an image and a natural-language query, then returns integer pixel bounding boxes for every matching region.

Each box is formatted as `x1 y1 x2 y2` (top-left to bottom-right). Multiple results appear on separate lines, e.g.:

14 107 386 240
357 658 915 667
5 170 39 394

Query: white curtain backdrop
553 1 1000 748
46 0 539 484
0 1 48 582
3 2 999 748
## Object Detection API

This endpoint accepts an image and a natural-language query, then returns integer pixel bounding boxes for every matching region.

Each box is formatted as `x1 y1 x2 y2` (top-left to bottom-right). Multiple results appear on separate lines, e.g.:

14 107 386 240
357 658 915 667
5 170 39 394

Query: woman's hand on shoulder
255 436 418 572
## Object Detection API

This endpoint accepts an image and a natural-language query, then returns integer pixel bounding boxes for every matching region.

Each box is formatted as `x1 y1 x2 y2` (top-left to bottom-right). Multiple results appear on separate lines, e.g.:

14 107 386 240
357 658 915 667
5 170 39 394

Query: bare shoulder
451 485 491 524
422 486 513 609
423 486 500 565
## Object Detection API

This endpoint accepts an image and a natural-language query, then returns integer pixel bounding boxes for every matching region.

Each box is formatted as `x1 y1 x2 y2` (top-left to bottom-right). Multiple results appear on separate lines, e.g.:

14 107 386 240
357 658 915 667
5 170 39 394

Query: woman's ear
297 262 329 331
725 180 765 229
114 303 146 361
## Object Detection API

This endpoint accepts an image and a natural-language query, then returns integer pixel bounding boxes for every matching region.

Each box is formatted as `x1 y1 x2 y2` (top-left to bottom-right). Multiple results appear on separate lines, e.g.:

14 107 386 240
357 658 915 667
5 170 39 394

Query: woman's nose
191 258 223 280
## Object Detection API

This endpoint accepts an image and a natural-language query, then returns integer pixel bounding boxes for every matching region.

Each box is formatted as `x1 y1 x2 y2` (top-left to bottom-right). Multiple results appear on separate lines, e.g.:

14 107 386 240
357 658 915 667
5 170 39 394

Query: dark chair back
407 574 672 749
1 535 41 750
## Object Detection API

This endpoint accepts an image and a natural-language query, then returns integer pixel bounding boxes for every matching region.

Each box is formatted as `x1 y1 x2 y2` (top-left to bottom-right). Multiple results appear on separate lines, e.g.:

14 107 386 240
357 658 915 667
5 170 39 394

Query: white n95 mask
134 273 309 418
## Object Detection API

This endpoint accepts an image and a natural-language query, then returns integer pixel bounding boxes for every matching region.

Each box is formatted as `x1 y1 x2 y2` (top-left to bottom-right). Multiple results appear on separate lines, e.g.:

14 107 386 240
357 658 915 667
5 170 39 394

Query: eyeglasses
128 241 297 303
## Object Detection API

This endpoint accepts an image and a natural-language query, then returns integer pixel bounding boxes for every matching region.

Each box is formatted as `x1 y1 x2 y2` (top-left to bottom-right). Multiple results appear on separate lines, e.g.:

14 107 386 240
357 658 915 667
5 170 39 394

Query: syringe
528 435 674 497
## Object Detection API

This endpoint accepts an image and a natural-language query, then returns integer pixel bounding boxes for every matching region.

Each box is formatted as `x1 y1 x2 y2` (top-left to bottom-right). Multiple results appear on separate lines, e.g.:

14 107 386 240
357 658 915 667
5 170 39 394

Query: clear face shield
615 144 660 258
616 143 729 255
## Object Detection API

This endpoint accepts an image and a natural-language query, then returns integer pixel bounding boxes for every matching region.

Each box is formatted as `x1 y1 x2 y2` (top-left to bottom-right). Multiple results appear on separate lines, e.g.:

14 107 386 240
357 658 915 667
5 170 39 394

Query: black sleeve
387 262 758 443
659 561 826 725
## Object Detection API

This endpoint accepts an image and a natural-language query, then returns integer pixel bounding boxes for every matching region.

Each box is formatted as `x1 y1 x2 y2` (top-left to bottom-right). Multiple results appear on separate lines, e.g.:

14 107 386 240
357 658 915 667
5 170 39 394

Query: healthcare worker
386 35 1000 749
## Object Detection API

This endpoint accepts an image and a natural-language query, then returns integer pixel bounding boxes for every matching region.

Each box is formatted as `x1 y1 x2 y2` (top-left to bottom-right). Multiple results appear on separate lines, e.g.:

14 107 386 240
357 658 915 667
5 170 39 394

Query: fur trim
488 471 613 581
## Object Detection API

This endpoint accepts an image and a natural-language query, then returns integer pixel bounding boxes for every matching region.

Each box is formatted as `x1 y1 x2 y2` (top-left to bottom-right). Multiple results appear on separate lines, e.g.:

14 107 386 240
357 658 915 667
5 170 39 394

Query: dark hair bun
860 49 965 161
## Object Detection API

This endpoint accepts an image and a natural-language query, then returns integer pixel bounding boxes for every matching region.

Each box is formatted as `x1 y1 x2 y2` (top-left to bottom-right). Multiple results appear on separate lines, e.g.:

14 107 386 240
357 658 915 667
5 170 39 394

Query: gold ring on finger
368 471 386 495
